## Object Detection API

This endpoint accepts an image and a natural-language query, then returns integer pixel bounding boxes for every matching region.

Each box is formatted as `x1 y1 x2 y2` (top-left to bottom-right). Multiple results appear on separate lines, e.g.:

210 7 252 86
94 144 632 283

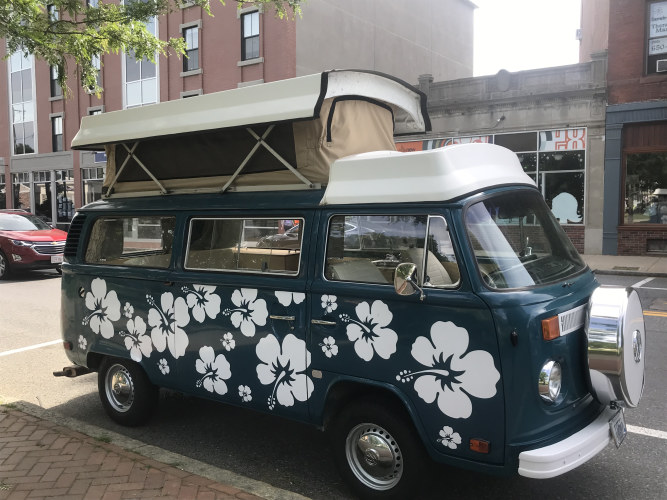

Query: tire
330 398 428 500
55 265 62 275
98 357 158 426
0 251 10 280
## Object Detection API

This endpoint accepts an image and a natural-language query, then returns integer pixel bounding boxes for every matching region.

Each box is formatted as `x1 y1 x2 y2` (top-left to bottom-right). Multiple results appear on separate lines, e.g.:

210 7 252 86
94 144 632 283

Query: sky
473 0 582 76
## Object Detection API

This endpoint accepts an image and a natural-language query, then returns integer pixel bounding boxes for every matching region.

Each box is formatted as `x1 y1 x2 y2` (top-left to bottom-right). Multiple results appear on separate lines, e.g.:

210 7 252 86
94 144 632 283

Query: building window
11 172 30 210
241 11 260 60
9 50 35 155
32 170 52 222
47 4 59 21
92 54 102 88
124 9 157 108
87 0 98 7
82 167 105 204
624 153 667 223
51 116 63 152
183 26 199 72
647 1 667 75
89 107 103 115
50 65 62 98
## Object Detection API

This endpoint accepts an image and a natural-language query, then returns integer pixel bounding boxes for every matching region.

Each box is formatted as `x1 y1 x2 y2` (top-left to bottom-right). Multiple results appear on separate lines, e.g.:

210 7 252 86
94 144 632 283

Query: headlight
538 360 562 403
10 239 33 247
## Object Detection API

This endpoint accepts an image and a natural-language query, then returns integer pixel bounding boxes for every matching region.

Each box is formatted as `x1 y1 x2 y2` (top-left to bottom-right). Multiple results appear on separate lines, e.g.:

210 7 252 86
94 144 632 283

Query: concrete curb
3 399 310 500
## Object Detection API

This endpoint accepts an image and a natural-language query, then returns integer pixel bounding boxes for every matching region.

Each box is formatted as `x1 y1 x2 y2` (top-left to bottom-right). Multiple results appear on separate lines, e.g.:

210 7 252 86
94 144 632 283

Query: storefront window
12 172 30 210
56 170 74 225
0 174 6 208
33 170 52 222
82 167 105 204
624 152 667 224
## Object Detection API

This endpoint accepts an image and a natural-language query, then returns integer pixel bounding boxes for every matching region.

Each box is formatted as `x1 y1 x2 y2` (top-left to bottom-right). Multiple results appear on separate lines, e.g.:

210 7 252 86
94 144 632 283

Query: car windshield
0 213 52 231
465 190 586 289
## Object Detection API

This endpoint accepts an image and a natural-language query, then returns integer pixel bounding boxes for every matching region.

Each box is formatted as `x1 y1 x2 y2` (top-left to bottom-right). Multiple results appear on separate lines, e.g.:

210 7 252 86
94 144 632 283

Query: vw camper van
57 70 645 499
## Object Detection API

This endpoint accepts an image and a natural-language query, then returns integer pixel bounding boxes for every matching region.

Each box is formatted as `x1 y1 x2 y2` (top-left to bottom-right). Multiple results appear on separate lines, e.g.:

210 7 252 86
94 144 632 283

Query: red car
0 210 68 279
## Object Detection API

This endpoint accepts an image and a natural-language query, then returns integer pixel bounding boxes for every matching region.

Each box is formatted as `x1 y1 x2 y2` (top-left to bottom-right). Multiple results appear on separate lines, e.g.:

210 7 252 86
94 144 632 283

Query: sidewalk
0 404 308 500
581 253 667 277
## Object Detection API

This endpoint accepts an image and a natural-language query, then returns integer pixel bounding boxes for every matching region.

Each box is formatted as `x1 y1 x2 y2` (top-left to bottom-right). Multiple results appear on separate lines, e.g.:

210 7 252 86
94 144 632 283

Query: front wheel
330 399 428 500
0 251 10 280
98 358 158 426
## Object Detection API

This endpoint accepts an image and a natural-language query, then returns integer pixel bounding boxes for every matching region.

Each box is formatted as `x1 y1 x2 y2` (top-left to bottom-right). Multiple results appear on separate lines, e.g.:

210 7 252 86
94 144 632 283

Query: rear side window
185 218 302 275
85 216 175 268
324 215 459 286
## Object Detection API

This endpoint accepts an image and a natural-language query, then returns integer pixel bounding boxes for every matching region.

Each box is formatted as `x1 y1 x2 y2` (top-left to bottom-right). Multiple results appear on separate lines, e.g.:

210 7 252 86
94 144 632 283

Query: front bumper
518 406 616 479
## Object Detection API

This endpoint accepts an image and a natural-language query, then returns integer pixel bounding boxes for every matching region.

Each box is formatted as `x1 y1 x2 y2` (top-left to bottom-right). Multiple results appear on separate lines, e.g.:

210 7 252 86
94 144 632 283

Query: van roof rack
71 70 430 199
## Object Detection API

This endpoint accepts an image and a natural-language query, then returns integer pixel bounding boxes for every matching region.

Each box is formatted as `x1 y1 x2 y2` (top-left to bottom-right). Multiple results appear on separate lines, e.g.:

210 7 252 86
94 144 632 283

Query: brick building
602 0 667 255
0 0 476 228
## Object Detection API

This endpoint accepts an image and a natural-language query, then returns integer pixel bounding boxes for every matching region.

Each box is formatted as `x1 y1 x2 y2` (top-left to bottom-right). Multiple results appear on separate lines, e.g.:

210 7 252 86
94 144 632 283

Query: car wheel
98 358 158 426
330 398 428 500
55 265 62 275
0 251 10 280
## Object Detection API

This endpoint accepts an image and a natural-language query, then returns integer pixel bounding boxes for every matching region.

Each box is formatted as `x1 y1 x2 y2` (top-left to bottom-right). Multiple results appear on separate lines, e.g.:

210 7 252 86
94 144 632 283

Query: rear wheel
0 251 10 280
98 358 158 426
330 399 428 500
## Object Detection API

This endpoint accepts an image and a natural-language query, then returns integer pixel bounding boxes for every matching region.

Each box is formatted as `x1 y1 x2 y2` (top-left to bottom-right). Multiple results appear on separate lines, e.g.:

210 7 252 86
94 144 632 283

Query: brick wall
563 225 585 254
618 226 667 255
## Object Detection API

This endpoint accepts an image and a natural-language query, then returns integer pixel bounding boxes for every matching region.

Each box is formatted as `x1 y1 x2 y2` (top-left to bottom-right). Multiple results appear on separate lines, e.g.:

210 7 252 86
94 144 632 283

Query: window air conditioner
657 59 667 72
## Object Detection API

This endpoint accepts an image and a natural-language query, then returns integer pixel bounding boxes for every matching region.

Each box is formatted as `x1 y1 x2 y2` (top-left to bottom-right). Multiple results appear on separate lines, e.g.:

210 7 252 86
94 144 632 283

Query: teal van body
59 71 645 499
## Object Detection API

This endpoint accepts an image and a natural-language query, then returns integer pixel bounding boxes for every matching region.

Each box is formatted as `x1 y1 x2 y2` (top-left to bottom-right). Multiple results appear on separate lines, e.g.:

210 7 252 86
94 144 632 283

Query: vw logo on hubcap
632 330 642 363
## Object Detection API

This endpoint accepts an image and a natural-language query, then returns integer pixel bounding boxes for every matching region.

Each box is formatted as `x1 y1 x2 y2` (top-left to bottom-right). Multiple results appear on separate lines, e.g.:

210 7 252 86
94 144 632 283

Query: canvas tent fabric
70 70 430 198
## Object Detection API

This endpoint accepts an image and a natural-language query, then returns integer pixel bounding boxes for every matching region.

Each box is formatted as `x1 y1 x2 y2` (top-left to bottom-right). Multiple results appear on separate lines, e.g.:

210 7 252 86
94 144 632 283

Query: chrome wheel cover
345 423 403 491
105 364 135 413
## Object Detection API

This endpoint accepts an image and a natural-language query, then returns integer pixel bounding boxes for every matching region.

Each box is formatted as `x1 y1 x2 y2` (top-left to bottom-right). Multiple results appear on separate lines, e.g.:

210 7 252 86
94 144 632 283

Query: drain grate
612 266 640 271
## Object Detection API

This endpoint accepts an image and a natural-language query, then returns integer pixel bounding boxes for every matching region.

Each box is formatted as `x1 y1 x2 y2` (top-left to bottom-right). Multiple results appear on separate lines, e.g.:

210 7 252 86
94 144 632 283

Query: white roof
320 143 537 205
71 70 429 150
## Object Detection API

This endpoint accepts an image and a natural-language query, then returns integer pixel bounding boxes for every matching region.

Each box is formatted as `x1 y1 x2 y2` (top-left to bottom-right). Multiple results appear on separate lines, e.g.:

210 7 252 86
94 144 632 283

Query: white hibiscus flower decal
158 358 170 375
82 278 121 339
220 332 235 351
195 346 231 396
78 335 87 351
119 317 153 362
239 385 252 402
437 426 462 449
319 336 338 358
340 300 398 362
321 295 338 314
123 302 134 319
256 333 313 410
182 284 221 323
398 321 500 419
147 292 190 359
223 289 268 337
275 291 306 307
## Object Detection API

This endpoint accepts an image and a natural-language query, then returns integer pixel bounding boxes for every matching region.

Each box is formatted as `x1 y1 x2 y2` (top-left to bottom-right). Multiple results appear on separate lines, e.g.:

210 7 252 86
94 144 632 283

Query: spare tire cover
585 287 645 407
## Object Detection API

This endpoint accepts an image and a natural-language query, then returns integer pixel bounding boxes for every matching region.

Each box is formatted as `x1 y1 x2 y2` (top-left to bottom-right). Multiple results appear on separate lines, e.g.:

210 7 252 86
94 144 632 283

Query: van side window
422 216 460 287
185 218 302 275
325 215 428 284
84 216 175 268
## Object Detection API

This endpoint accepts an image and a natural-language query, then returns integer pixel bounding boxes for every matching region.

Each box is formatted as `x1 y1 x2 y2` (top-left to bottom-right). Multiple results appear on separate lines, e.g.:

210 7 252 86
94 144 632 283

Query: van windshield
465 190 586 289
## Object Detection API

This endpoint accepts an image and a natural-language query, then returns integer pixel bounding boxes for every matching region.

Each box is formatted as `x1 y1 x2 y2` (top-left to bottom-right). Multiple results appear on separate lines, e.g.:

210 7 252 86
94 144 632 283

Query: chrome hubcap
105 365 135 413
345 423 402 491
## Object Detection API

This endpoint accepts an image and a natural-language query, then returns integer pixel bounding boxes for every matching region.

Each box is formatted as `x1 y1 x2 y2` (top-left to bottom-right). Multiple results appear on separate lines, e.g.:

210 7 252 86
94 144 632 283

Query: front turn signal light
542 316 560 341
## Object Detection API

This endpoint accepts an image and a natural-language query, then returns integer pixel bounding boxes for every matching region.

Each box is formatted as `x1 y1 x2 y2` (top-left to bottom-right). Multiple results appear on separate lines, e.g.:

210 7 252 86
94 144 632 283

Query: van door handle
270 315 295 321
311 319 337 326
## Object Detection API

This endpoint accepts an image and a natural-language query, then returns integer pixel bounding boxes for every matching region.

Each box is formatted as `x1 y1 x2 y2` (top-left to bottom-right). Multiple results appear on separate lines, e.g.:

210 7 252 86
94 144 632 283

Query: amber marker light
542 316 560 341
470 439 490 454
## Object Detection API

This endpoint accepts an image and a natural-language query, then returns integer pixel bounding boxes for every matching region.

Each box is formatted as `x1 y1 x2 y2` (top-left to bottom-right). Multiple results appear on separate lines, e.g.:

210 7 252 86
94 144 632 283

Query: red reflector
63 341 73 351
542 316 560 341
470 439 490 454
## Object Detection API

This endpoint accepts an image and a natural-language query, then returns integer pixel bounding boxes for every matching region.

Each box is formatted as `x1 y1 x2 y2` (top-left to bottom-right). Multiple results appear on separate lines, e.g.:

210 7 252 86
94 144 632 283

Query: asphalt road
1 270 666 499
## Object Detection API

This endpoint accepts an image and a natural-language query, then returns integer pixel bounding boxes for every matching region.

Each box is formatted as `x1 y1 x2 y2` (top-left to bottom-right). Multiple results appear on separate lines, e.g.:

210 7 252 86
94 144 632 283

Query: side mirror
394 262 424 300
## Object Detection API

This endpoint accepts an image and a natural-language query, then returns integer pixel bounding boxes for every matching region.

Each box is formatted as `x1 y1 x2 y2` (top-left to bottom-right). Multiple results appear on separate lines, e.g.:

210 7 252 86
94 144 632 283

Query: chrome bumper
518 407 615 479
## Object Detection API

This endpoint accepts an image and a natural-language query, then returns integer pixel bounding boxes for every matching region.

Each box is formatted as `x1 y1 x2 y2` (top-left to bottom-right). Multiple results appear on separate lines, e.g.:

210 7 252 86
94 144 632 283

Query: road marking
628 425 667 441
633 277 655 288
643 310 667 318
0 339 62 357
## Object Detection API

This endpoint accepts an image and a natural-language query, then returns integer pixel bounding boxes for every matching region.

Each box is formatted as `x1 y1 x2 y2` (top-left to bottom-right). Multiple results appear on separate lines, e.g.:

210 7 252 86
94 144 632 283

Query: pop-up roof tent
71 70 430 198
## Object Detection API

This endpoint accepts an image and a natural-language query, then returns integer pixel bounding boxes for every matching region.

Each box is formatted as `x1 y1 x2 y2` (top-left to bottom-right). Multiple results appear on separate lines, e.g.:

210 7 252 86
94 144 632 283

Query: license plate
51 255 63 264
609 409 627 448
